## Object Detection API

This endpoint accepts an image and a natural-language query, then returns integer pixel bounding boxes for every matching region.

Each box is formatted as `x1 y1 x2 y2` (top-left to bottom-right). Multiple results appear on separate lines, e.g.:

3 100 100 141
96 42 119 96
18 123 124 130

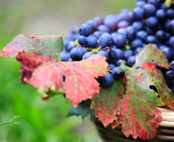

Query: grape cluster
60 0 174 93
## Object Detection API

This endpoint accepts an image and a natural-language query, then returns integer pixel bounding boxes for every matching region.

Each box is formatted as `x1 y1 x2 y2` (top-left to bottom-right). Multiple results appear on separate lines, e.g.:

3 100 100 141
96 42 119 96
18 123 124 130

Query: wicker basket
94 107 174 142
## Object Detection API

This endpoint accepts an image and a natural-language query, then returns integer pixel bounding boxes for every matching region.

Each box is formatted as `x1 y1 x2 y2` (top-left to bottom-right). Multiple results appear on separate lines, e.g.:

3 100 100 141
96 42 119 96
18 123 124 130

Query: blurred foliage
0 0 135 141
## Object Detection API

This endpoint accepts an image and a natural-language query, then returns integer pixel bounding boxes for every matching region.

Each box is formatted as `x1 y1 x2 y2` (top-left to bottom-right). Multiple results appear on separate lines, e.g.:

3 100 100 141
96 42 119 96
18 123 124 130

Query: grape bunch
60 0 174 94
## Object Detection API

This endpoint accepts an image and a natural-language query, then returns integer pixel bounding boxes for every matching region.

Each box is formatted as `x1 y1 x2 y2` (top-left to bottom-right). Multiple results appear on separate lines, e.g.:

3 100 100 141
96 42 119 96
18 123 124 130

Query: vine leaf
16 52 56 83
0 34 64 59
91 79 126 127
0 34 108 107
24 54 108 107
67 100 95 120
118 45 174 140
120 68 163 140
135 44 170 69
90 45 173 140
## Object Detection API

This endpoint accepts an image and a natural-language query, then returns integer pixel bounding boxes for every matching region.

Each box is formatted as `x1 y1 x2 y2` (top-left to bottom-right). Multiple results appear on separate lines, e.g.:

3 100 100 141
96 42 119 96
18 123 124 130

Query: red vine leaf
25 54 108 107
119 68 164 140
0 34 64 59
16 52 56 83
91 79 126 127
135 44 170 69
145 65 174 110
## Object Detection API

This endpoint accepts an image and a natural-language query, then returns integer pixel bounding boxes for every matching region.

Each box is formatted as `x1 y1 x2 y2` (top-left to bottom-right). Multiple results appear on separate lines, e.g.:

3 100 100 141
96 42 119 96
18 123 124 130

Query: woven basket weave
94 107 174 142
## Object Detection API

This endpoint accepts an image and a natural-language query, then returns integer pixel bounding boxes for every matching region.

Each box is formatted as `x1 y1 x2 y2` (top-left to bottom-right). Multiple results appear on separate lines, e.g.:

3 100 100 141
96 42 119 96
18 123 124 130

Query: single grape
156 9 166 21
60 50 70 61
70 47 87 61
82 52 94 60
66 42 76 52
98 72 114 88
146 16 158 29
133 7 144 21
170 60 174 71
97 50 109 61
136 31 148 42
86 35 97 48
112 34 126 48
165 70 174 83
126 56 136 67
79 23 92 36
99 33 113 47
112 67 125 80
144 4 156 17
131 39 143 50
78 36 87 47
109 64 115 70
124 50 134 60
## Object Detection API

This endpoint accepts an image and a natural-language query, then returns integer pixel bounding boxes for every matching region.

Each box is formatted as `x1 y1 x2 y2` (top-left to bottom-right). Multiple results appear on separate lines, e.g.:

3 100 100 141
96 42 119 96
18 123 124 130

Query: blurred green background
0 0 136 141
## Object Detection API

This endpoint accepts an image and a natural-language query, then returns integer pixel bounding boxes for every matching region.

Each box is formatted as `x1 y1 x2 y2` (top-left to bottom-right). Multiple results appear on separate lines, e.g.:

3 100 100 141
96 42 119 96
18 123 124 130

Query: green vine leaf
67 100 95 120
120 68 163 140
91 79 126 127
91 45 174 140
0 34 64 59
135 44 170 69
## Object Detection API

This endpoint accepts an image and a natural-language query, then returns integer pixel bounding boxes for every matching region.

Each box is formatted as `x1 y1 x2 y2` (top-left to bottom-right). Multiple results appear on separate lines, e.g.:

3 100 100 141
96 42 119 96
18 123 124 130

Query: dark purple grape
82 52 94 60
112 34 126 48
70 47 87 61
98 73 114 88
94 16 104 25
97 50 109 61
60 50 70 61
117 28 127 36
114 48 124 60
117 20 130 29
146 16 158 29
156 9 166 21
126 26 135 41
165 70 174 83
133 7 144 21
124 50 134 60
170 61 174 71
78 36 87 47
166 9 174 19
169 20 174 34
131 39 143 50
86 35 97 48
136 1 146 8
99 33 113 48
116 59 124 66
66 42 76 51
104 14 118 32
132 21 144 32
93 31 102 39
161 47 174 61
169 36 174 48
110 48 117 61
134 47 143 55
126 56 136 67
136 31 148 42
146 35 157 44
143 4 156 17
155 30 166 42
97 25 109 33
86 19 98 31
109 64 115 70
112 67 125 80
148 0 160 8
79 23 92 36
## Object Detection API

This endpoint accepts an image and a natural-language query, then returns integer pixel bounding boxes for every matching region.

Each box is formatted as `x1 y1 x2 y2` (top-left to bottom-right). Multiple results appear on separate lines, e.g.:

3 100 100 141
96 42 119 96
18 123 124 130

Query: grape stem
45 89 66 96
